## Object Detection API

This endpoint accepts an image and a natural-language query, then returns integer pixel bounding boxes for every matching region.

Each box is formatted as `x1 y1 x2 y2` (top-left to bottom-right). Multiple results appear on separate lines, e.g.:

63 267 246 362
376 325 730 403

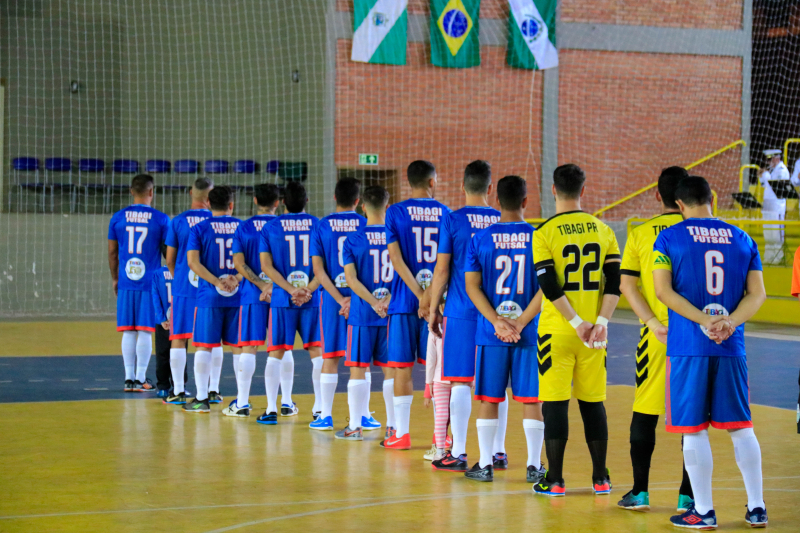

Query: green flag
430 0 480 68
352 0 408 66
506 0 558 70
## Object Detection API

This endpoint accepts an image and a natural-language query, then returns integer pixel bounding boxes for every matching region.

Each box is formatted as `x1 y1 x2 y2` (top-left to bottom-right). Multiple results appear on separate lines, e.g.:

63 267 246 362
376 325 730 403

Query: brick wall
561 0 743 30
336 41 543 215
337 0 509 19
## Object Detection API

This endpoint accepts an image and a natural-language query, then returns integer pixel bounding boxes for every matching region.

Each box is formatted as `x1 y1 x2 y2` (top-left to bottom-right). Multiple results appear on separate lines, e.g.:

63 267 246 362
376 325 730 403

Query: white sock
363 371 372 419
730 428 765 511
450 384 472 457
494 392 509 455
169 348 187 394
209 346 223 393
232 351 241 375
683 430 715 514
310 356 322 412
393 395 413 438
121 331 137 380
523 419 545 467
194 350 212 401
134 332 152 382
348 379 369 430
236 353 256 408
265 357 281 414
280 350 295 406
320 373 338 419
477 419 499 468
383 378 396 428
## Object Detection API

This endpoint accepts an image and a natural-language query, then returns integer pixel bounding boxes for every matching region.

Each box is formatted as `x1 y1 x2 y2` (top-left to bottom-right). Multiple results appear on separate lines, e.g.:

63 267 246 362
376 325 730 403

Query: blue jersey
151 266 173 324
259 212 321 309
653 218 762 357
466 221 540 346
385 198 451 314
311 211 366 298
165 208 211 298
342 225 394 327
107 204 170 292
439 206 500 321
232 213 277 306
187 215 241 308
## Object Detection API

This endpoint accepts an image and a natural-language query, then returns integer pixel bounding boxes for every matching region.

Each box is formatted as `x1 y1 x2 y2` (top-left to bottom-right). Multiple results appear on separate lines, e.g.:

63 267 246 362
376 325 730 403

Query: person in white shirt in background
759 149 790 264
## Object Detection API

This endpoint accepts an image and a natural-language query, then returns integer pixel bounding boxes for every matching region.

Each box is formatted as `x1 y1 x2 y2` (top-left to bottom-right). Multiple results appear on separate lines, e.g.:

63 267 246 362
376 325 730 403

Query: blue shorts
267 306 321 352
320 292 347 358
170 295 196 340
387 313 429 367
475 345 540 403
442 316 477 382
238 303 268 346
117 289 155 332
345 325 388 368
193 306 240 348
666 356 752 433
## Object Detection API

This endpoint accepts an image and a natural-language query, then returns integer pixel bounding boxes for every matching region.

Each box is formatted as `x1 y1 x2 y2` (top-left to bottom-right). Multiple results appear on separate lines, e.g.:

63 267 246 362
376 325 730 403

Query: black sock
631 440 655 493
679 435 694 497
542 400 570 483
586 440 608 481
578 400 608 481
545 439 568 483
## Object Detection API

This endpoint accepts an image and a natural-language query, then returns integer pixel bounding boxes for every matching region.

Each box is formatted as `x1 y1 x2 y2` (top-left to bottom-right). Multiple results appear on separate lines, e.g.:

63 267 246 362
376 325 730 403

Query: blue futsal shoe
257 411 278 425
361 415 382 431
670 505 717 529
309 415 334 430
156 389 170 399
745 505 768 528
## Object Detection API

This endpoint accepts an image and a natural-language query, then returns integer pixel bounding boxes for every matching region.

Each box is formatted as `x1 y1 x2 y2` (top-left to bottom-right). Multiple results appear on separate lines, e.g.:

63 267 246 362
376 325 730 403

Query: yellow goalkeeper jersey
532 210 621 335
620 212 683 325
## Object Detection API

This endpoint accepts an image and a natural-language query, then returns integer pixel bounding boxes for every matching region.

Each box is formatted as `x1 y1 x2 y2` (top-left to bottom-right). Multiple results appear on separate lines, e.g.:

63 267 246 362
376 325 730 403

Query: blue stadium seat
78 159 104 172
233 160 256 174
113 159 140 173
266 160 280 174
146 160 171 173
174 160 199 173
205 160 229 174
13 157 39 171
45 158 71 172
76 159 105 213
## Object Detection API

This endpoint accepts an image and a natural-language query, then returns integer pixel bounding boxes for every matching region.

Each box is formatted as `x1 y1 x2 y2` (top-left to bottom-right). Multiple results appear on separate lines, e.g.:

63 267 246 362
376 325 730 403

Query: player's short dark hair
362 185 389 210
283 181 308 213
553 164 586 199
130 174 154 196
193 177 213 192
657 166 688 209
335 177 361 207
208 185 233 211
497 175 527 211
464 160 492 194
254 183 280 207
675 175 713 207
407 160 436 188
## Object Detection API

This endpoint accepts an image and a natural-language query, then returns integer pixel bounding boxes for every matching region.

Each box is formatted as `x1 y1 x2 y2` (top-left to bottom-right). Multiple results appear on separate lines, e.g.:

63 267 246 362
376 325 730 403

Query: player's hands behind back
705 315 734 344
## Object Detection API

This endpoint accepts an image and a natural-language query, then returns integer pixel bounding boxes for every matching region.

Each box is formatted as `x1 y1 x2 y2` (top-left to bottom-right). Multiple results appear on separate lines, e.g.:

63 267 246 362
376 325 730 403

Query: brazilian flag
430 0 480 68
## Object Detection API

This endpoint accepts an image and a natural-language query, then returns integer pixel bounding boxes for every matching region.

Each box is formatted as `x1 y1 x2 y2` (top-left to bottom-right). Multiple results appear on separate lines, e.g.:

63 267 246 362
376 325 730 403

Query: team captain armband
652 252 672 270
535 259 565 302
602 261 621 296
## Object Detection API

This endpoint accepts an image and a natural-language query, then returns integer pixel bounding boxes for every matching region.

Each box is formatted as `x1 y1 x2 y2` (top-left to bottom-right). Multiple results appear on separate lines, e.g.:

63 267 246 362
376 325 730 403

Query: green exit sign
359 153 379 166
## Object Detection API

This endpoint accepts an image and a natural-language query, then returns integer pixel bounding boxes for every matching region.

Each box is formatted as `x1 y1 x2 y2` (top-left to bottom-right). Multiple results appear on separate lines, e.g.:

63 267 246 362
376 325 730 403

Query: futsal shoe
222 400 250 418
182 398 210 413
618 490 650 511
280 402 299 417
124 380 135 392
445 435 453 450
156 389 169 399
745 506 768 528
382 432 410 450
423 444 438 461
164 392 187 405
309 416 334 430
334 426 363 441
432 451 468 472
492 452 508 470
678 494 695 512
464 462 493 482
533 476 566 496
208 391 223 404
257 411 278 425
669 507 717 529
312 411 322 421
379 426 396 447
133 379 155 392
361 415 381 431
526 463 547 484
593 468 612 494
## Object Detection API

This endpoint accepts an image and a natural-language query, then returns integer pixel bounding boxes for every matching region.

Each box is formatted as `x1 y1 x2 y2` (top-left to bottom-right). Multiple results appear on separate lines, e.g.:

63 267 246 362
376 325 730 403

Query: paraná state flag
507 0 558 70
351 0 408 65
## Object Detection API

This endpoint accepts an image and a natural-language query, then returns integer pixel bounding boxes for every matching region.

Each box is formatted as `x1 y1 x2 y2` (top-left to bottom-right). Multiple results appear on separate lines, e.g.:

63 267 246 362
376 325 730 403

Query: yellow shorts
632 325 667 415
537 332 607 402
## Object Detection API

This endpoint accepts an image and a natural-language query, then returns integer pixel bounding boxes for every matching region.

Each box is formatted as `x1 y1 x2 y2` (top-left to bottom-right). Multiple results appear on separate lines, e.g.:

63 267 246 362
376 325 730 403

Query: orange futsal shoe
382 432 411 450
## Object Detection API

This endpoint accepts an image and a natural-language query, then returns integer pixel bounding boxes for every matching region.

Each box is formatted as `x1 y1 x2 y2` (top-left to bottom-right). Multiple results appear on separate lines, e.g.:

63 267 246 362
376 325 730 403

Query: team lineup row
107 160 768 529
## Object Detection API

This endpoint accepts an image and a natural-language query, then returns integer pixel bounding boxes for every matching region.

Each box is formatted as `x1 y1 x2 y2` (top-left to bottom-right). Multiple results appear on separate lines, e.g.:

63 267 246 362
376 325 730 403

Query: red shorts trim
666 421 710 434
373 361 388 367
117 326 137 332
344 361 370 368
169 333 192 340
238 340 265 347
513 395 541 403
383 361 415 368
267 344 293 353
117 326 156 332
304 341 323 349
222 341 240 347
323 350 346 359
194 342 222 348
443 376 474 383
710 420 753 430
474 394 505 403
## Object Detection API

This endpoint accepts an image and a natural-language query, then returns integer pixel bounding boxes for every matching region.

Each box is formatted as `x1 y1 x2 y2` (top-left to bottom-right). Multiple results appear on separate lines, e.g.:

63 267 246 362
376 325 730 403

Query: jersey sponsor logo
556 221 598 235
259 272 272 284
416 268 433 289
288 271 309 288
125 258 146 281
125 211 152 224
215 273 240 297
186 216 206 228
699 303 729 338
328 218 360 232
466 213 499 229
189 269 200 288
334 272 348 288
280 218 313 231
373 287 390 299
491 231 531 249
686 226 733 244
210 221 238 234
406 206 444 222
366 231 386 245
496 300 522 320
654 254 671 266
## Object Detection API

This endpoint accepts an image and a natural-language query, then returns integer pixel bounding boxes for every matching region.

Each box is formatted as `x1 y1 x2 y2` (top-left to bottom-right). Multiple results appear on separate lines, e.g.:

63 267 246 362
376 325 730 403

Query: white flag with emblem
351 0 408 65
507 0 558 70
